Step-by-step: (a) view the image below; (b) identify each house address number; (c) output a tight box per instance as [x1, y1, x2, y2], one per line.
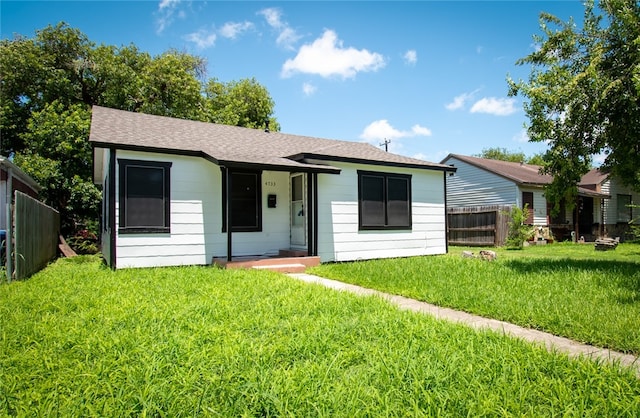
[265, 181, 277, 187]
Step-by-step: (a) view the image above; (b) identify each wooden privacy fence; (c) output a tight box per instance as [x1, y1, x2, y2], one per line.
[447, 205, 511, 247]
[12, 191, 60, 280]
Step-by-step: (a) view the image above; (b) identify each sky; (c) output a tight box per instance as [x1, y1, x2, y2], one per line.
[1, 1, 589, 164]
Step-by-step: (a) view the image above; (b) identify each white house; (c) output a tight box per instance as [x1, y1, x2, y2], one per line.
[441, 154, 611, 241]
[90, 106, 455, 269]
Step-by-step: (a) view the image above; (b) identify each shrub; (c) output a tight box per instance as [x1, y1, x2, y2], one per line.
[505, 204, 534, 249]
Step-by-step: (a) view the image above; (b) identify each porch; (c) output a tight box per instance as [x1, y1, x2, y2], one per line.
[212, 249, 320, 274]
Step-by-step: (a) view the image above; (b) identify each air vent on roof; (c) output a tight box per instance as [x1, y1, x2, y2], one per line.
[264, 119, 270, 133]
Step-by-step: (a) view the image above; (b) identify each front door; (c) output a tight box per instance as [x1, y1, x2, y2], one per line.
[290, 174, 307, 248]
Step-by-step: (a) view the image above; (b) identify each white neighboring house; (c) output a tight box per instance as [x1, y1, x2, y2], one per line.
[90, 106, 455, 269]
[441, 154, 612, 241]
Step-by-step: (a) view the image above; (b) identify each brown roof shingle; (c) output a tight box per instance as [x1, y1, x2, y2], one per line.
[89, 106, 453, 173]
[443, 154, 553, 185]
[442, 154, 610, 198]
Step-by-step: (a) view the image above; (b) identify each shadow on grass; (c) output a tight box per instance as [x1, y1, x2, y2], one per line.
[504, 258, 640, 304]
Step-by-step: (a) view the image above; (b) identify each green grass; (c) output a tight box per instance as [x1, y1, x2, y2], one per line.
[309, 242, 640, 355]
[1, 256, 639, 416]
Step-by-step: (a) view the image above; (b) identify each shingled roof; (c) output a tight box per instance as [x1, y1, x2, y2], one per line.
[442, 154, 609, 198]
[89, 106, 453, 174]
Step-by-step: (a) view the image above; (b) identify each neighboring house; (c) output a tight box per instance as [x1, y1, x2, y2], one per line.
[580, 168, 640, 240]
[90, 106, 455, 269]
[441, 154, 610, 241]
[0, 156, 41, 231]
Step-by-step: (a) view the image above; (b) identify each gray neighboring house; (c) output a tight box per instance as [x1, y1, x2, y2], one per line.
[441, 154, 615, 241]
[90, 106, 456, 269]
[1, 156, 41, 232]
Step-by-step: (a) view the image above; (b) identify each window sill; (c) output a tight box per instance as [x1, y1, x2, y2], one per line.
[119, 227, 171, 235]
[359, 226, 412, 231]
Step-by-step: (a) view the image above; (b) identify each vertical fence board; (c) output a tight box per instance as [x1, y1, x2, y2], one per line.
[13, 191, 60, 280]
[447, 205, 511, 247]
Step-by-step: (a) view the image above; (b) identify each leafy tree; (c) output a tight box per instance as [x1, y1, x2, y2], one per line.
[508, 0, 640, 215]
[13, 102, 99, 234]
[1, 22, 280, 240]
[475, 147, 546, 165]
[204, 78, 280, 130]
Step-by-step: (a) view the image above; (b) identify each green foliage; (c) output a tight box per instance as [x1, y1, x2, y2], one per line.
[475, 147, 547, 166]
[505, 204, 534, 249]
[509, 0, 640, 206]
[311, 243, 640, 355]
[2, 258, 639, 415]
[65, 228, 99, 254]
[205, 77, 280, 130]
[475, 147, 526, 163]
[13, 101, 99, 234]
[1, 22, 280, 236]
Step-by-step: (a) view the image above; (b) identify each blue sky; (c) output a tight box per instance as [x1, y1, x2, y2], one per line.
[2, 1, 588, 164]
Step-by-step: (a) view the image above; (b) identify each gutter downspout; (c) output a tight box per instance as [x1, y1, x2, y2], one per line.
[443, 171, 449, 253]
[225, 167, 233, 262]
[6, 167, 12, 282]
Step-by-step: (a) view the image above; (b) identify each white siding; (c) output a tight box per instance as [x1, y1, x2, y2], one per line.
[317, 162, 447, 262]
[520, 186, 548, 225]
[602, 178, 640, 225]
[112, 151, 449, 267]
[444, 157, 518, 207]
[115, 151, 215, 268]
[114, 150, 293, 268]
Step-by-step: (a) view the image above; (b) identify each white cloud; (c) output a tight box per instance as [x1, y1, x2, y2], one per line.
[219, 21, 254, 39]
[259, 7, 283, 28]
[156, 0, 184, 34]
[184, 29, 216, 49]
[411, 124, 432, 136]
[359, 120, 432, 143]
[281, 30, 386, 79]
[513, 129, 530, 143]
[470, 97, 518, 116]
[302, 82, 317, 96]
[404, 49, 417, 65]
[258, 8, 301, 49]
[446, 91, 475, 111]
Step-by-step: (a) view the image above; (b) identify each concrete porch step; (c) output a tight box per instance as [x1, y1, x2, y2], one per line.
[212, 256, 320, 272]
[252, 263, 307, 273]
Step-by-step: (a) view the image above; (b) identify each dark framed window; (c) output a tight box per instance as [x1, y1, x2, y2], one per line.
[617, 194, 632, 223]
[522, 192, 534, 224]
[358, 170, 411, 230]
[118, 159, 171, 234]
[222, 170, 262, 232]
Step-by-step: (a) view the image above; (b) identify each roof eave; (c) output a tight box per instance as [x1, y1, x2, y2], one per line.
[291, 153, 456, 172]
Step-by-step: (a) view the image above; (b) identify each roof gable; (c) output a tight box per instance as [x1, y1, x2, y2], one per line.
[89, 106, 453, 173]
[442, 154, 610, 198]
[442, 154, 552, 185]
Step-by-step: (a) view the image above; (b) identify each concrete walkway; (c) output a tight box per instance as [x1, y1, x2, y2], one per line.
[288, 273, 640, 378]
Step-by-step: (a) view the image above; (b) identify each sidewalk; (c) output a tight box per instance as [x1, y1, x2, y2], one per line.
[288, 273, 640, 378]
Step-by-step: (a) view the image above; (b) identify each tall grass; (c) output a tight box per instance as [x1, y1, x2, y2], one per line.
[310, 243, 640, 355]
[1, 256, 639, 416]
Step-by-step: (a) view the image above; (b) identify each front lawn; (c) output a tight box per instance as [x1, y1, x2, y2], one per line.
[309, 242, 640, 355]
[1, 256, 639, 416]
